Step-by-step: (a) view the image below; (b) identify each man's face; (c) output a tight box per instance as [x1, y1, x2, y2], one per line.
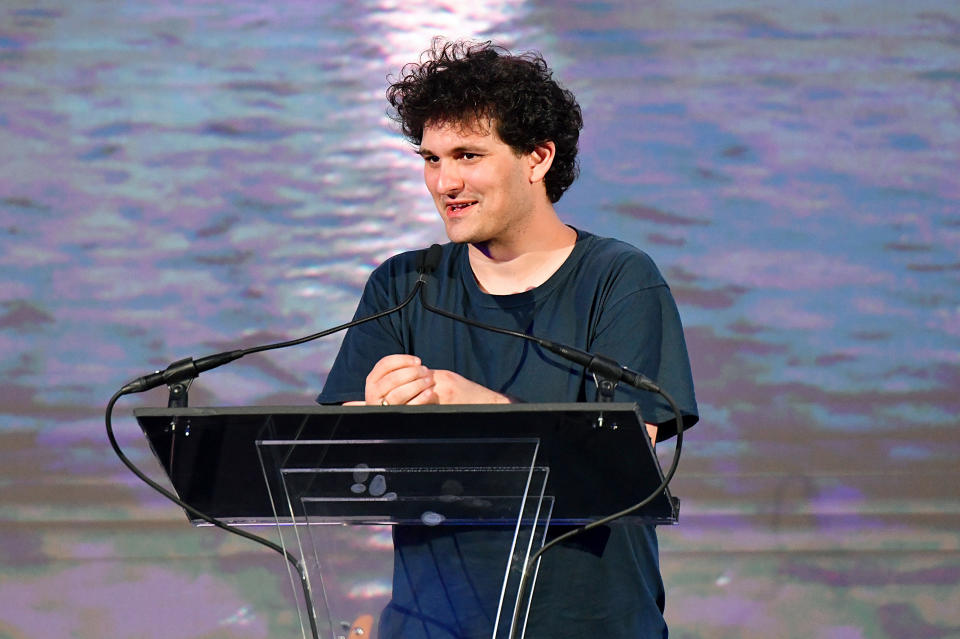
[418, 120, 541, 247]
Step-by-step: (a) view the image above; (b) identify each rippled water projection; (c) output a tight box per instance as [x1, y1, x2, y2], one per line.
[1, 1, 958, 638]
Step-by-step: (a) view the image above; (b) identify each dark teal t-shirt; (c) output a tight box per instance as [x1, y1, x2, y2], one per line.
[318, 229, 698, 638]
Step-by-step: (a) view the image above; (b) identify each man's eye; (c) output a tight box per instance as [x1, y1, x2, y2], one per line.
[462, 153, 478, 160]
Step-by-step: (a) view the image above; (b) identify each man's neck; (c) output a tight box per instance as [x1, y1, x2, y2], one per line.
[468, 219, 578, 295]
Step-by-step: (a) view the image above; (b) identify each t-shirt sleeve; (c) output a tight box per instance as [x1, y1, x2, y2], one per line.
[315, 260, 410, 404]
[588, 255, 699, 441]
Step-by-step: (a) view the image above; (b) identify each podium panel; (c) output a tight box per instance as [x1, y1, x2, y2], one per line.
[256, 437, 552, 639]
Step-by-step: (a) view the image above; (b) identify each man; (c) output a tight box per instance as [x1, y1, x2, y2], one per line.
[318, 39, 698, 638]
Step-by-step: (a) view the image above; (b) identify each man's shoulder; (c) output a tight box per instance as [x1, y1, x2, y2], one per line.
[574, 229, 665, 285]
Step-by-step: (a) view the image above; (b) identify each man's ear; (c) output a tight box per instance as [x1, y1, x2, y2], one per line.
[527, 141, 556, 184]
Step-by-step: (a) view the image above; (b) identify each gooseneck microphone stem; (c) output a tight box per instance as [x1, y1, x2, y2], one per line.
[416, 274, 661, 394]
[120, 274, 428, 396]
[108, 247, 441, 639]
[412, 245, 686, 639]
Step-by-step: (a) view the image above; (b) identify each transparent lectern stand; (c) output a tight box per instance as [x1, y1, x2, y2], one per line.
[256, 436, 553, 639]
[133, 403, 678, 639]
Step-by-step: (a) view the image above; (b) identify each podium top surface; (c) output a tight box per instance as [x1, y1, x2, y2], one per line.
[134, 402, 677, 525]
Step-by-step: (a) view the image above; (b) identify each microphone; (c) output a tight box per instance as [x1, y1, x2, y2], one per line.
[109, 243, 445, 639]
[120, 245, 441, 395]
[416, 242, 443, 281]
[415, 243, 660, 394]
[412, 244, 684, 639]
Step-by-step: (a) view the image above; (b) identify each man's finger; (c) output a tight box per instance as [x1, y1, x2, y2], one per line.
[367, 354, 422, 383]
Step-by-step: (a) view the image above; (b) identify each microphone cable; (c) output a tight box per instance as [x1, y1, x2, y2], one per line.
[412, 245, 687, 639]
[118, 248, 437, 395]
[106, 247, 439, 639]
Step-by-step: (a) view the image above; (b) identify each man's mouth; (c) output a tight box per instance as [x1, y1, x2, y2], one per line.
[446, 201, 477, 215]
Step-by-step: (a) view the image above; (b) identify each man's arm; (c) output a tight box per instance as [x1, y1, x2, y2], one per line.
[355, 355, 654, 443]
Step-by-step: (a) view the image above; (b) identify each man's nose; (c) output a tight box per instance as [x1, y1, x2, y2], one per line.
[435, 161, 463, 194]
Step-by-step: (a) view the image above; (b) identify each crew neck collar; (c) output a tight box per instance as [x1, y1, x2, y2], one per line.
[458, 227, 592, 308]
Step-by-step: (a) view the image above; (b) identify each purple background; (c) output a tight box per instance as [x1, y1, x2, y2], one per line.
[1, 1, 958, 637]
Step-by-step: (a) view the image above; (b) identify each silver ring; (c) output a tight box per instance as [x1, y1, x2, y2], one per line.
[380, 397, 389, 406]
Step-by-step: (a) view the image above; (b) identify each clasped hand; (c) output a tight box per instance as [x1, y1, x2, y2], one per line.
[359, 354, 511, 406]
[351, 354, 656, 444]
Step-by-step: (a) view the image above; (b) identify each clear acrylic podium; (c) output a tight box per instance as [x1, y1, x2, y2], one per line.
[135, 403, 678, 639]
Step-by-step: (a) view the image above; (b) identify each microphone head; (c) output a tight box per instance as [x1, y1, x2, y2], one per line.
[419, 244, 443, 275]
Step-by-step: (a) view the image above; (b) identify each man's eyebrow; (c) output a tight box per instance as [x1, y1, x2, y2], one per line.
[416, 145, 484, 156]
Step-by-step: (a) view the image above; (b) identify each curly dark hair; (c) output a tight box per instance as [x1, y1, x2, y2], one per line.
[386, 39, 583, 203]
